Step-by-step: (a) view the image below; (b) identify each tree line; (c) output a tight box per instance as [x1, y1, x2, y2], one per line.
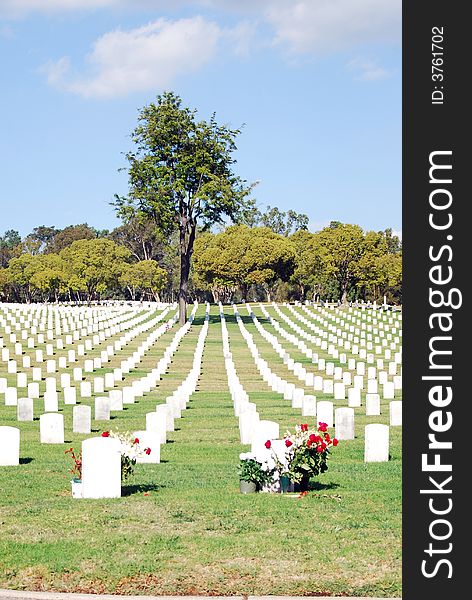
[0, 218, 401, 305]
[0, 92, 401, 307]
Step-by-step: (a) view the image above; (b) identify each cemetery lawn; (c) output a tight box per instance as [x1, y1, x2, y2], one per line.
[0, 305, 401, 597]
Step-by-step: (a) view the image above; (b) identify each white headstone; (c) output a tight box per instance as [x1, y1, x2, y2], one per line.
[73, 405, 92, 434]
[44, 391, 59, 412]
[17, 373, 27, 388]
[302, 395, 317, 417]
[251, 420, 280, 456]
[0, 426, 20, 466]
[335, 407, 355, 440]
[81, 437, 122, 499]
[64, 386, 77, 405]
[27, 382, 40, 399]
[5, 387, 18, 406]
[122, 387, 135, 404]
[39, 413, 64, 444]
[60, 373, 71, 389]
[134, 430, 160, 463]
[365, 394, 381, 416]
[156, 403, 174, 431]
[95, 397, 111, 420]
[17, 398, 34, 421]
[109, 390, 123, 411]
[364, 424, 389, 462]
[145, 412, 166, 444]
[316, 401, 334, 428]
[239, 410, 260, 444]
[389, 401, 402, 426]
[80, 381, 92, 398]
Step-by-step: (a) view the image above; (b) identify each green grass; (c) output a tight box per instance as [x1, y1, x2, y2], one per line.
[0, 304, 401, 597]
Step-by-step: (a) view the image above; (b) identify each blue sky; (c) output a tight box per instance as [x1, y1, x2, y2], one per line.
[0, 1, 401, 238]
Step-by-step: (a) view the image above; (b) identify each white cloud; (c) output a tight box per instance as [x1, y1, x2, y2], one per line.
[224, 20, 258, 58]
[41, 17, 221, 98]
[265, 0, 401, 55]
[347, 58, 391, 81]
[0, 0, 117, 18]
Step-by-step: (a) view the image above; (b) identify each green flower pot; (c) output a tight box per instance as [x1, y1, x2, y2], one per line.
[240, 480, 257, 494]
[280, 475, 291, 493]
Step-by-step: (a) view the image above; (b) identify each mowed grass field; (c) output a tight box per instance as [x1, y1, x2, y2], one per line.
[0, 304, 402, 597]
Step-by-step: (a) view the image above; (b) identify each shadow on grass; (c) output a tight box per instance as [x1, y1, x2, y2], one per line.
[121, 483, 165, 496]
[309, 481, 340, 491]
[19, 457, 33, 464]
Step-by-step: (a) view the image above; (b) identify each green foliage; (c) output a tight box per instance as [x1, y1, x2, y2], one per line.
[193, 225, 296, 301]
[114, 91, 254, 321]
[60, 238, 131, 300]
[237, 458, 273, 486]
[119, 260, 167, 301]
[0, 230, 22, 268]
[48, 224, 98, 253]
[0, 304, 401, 596]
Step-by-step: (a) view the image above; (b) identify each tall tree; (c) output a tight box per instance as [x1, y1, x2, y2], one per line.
[312, 223, 366, 304]
[114, 91, 253, 323]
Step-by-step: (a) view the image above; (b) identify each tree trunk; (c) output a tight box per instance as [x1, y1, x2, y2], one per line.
[179, 221, 196, 325]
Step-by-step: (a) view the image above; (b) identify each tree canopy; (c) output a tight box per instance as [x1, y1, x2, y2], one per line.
[114, 91, 254, 322]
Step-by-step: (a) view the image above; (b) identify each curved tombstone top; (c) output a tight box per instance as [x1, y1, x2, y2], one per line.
[0, 426, 20, 466]
[81, 436, 122, 499]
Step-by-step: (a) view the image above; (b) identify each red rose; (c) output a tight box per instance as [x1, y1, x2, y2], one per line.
[101, 431, 110, 437]
[301, 424, 308, 432]
[306, 440, 312, 448]
[324, 433, 331, 442]
[145, 448, 151, 455]
[309, 433, 317, 442]
[285, 439, 293, 447]
[265, 440, 271, 449]
[316, 445, 324, 453]
[333, 438, 339, 446]
[134, 438, 140, 445]
[318, 422, 328, 432]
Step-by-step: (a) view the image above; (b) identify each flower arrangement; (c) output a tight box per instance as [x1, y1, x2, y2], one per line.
[101, 430, 151, 482]
[238, 452, 275, 489]
[65, 447, 82, 481]
[266, 422, 339, 488]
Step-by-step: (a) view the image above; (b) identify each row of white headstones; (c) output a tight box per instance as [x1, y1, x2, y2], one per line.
[1, 301, 399, 495]
[219, 302, 399, 490]
[0, 303, 211, 498]
[243, 303, 402, 414]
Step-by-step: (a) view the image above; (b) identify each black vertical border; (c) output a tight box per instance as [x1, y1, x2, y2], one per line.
[403, 2, 467, 598]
